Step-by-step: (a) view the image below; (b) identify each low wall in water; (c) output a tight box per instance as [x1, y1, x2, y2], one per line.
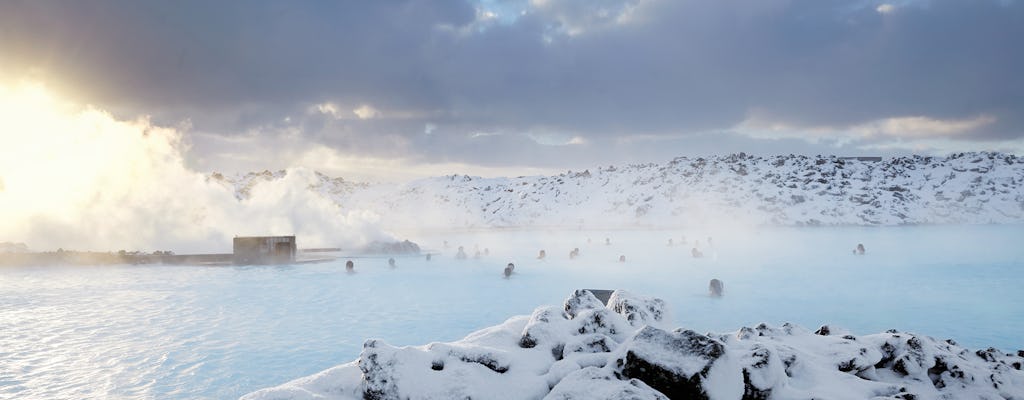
[0, 252, 234, 266]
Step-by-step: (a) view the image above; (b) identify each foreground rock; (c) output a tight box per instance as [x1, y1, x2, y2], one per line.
[243, 290, 1024, 400]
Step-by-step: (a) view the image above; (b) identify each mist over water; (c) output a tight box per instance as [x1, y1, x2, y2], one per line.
[1, 225, 1021, 399]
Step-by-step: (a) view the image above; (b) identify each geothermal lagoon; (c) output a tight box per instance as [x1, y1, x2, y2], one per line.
[1, 225, 1022, 399]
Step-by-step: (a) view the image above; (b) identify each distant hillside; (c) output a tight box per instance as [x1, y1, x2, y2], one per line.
[210, 152, 1024, 229]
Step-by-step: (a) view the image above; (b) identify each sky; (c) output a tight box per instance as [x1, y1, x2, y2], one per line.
[1, 0, 1023, 181]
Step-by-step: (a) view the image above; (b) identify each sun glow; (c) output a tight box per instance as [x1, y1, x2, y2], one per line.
[0, 82, 185, 223]
[0, 81, 387, 252]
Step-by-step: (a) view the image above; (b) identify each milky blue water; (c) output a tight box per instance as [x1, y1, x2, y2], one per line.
[1, 226, 1022, 399]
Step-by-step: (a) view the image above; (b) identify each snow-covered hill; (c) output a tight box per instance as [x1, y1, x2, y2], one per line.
[243, 290, 1024, 400]
[210, 152, 1024, 229]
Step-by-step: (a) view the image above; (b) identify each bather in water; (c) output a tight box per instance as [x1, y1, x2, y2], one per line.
[853, 243, 865, 255]
[709, 279, 724, 297]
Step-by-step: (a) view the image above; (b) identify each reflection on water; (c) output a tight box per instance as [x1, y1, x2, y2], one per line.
[1, 225, 1022, 399]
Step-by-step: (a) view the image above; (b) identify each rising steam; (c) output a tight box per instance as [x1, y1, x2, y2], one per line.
[0, 82, 388, 253]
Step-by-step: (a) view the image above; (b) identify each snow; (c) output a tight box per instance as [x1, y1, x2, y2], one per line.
[212, 152, 1024, 230]
[243, 290, 1024, 400]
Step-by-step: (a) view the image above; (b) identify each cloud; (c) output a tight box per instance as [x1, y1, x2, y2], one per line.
[315, 102, 344, 119]
[529, 0, 644, 35]
[740, 112, 998, 140]
[352, 105, 380, 120]
[736, 111, 1021, 155]
[0, 0, 1020, 171]
[867, 115, 997, 137]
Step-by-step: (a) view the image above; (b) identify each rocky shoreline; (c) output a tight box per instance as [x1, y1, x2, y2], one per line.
[244, 290, 1024, 399]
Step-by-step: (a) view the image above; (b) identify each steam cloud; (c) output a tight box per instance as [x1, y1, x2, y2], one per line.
[0, 83, 388, 253]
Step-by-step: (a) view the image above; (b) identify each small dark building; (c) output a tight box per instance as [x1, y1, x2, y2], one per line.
[233, 236, 296, 265]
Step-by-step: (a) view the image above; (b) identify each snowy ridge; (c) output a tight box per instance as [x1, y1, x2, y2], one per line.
[214, 152, 1024, 228]
[242, 290, 1024, 400]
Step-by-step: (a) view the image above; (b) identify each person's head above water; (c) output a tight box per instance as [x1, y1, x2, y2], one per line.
[388, 258, 396, 267]
[345, 260, 354, 270]
[709, 279, 724, 297]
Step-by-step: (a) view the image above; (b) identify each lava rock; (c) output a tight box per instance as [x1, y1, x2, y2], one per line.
[564, 290, 606, 318]
[607, 290, 667, 328]
[615, 326, 726, 400]
[545, 367, 669, 400]
[359, 340, 401, 400]
[519, 306, 570, 350]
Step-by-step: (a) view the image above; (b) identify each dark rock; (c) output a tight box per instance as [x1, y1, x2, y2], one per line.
[740, 344, 784, 400]
[876, 341, 898, 369]
[926, 356, 972, 389]
[607, 290, 667, 327]
[359, 340, 400, 400]
[563, 334, 616, 355]
[564, 290, 605, 318]
[519, 306, 568, 349]
[546, 367, 669, 400]
[976, 347, 999, 363]
[832, 344, 881, 375]
[551, 344, 565, 361]
[456, 353, 508, 374]
[615, 326, 726, 400]
[575, 308, 623, 338]
[891, 336, 933, 378]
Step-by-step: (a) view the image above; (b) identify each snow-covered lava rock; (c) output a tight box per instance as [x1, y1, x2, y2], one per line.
[242, 290, 1024, 400]
[213, 152, 1024, 229]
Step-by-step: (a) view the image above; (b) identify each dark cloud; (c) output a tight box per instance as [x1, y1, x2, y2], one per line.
[1, 0, 1021, 170]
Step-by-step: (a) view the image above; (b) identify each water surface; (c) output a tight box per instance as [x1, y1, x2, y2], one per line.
[1, 225, 1021, 399]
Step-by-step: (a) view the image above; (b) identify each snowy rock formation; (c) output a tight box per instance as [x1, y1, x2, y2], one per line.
[243, 290, 1024, 400]
[361, 240, 421, 255]
[213, 152, 1024, 229]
